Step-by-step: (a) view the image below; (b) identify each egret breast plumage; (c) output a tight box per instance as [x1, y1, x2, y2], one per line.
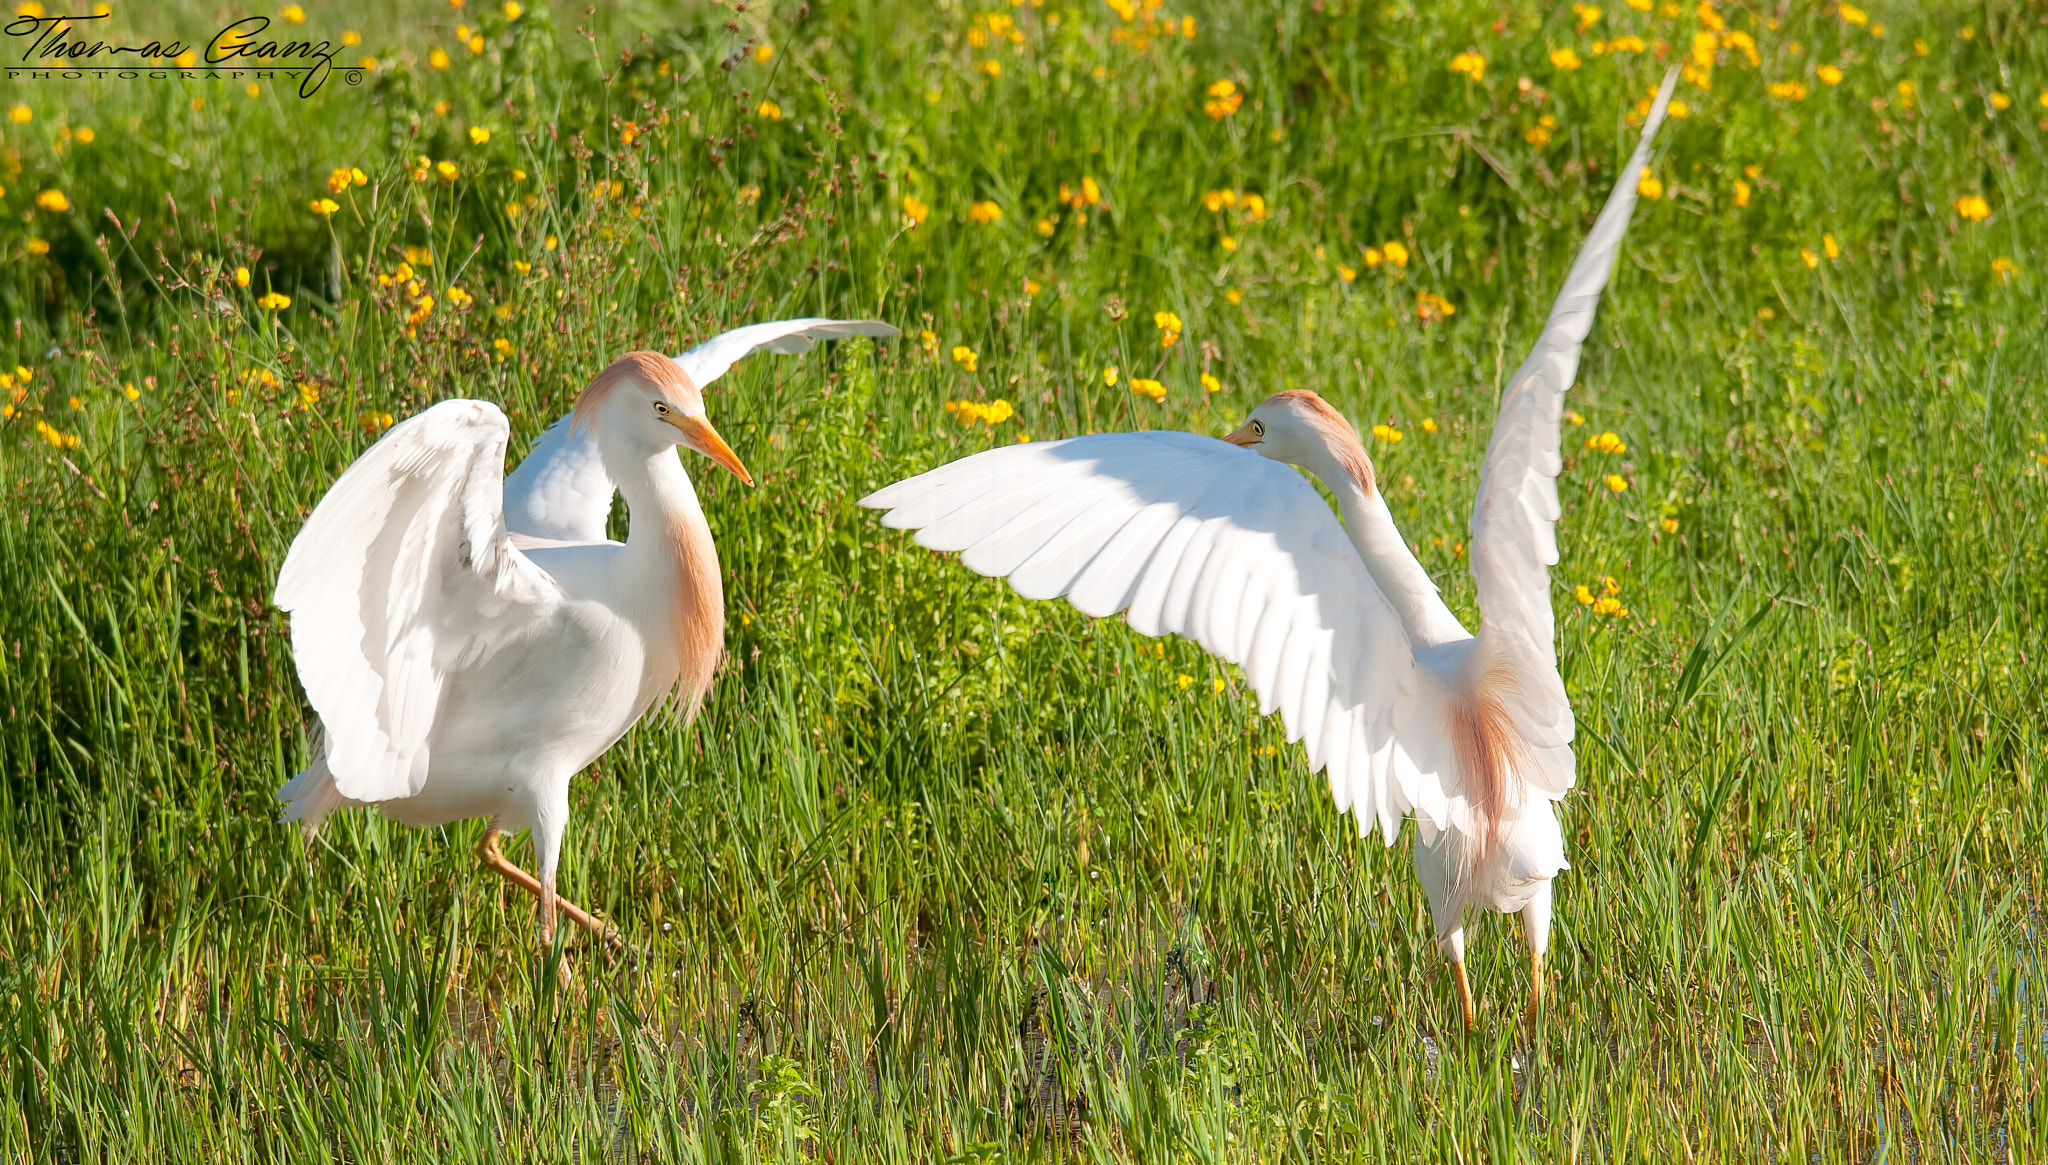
[860, 79, 1676, 1026]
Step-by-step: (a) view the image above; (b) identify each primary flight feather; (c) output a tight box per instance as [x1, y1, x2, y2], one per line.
[861, 79, 1676, 1027]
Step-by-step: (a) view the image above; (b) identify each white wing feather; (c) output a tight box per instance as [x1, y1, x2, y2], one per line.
[862, 432, 1438, 842]
[277, 399, 564, 803]
[1465, 67, 1677, 797]
[502, 318, 899, 542]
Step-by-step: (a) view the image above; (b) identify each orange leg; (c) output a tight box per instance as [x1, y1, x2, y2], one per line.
[475, 826, 624, 952]
[1452, 958, 1477, 1032]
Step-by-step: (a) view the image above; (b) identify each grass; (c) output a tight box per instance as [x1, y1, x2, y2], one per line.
[1, 0, 2044, 1159]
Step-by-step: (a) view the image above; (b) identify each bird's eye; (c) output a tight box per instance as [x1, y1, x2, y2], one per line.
[1250, 419, 1265, 437]
[653, 402, 671, 415]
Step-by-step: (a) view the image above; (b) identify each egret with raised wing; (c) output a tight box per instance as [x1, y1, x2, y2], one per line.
[861, 81, 1676, 1028]
[277, 318, 897, 947]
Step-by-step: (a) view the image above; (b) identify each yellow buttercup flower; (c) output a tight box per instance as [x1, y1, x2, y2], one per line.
[1203, 78, 1244, 118]
[235, 266, 251, 287]
[902, 195, 929, 227]
[1201, 373, 1221, 393]
[1637, 171, 1663, 200]
[258, 292, 291, 310]
[1604, 474, 1628, 492]
[1382, 241, 1409, 267]
[282, 5, 306, 22]
[34, 189, 70, 212]
[1371, 423, 1404, 443]
[1767, 81, 1806, 101]
[1338, 265, 1357, 282]
[1211, 677, 1226, 694]
[1449, 51, 1486, 81]
[1130, 378, 1166, 402]
[1176, 674, 1193, 690]
[968, 200, 1002, 224]
[429, 47, 451, 69]
[1551, 47, 1582, 70]
[1102, 366, 1119, 387]
[757, 100, 782, 120]
[1154, 310, 1183, 347]
[1954, 195, 1989, 222]
[435, 160, 459, 181]
[950, 346, 979, 372]
[470, 126, 490, 144]
[1584, 431, 1626, 454]
[1817, 64, 1843, 86]
[1733, 180, 1753, 208]
[310, 198, 339, 216]
[1420, 418, 1438, 433]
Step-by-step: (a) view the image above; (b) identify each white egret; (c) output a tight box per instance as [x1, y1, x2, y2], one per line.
[277, 319, 898, 945]
[861, 80, 1675, 1027]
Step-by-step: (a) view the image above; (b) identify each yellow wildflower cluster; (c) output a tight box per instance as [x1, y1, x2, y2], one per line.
[1420, 417, 1438, 433]
[1203, 79, 1243, 118]
[1589, 36, 1647, 55]
[1584, 430, 1626, 454]
[1449, 52, 1485, 81]
[1059, 177, 1104, 211]
[34, 189, 70, 212]
[1575, 576, 1627, 617]
[919, 330, 940, 357]
[1415, 291, 1455, 324]
[327, 167, 369, 193]
[1102, 366, 1119, 386]
[950, 345, 979, 372]
[757, 99, 783, 120]
[1767, 80, 1807, 101]
[360, 411, 395, 433]
[1154, 310, 1182, 348]
[258, 292, 291, 310]
[944, 398, 1014, 425]
[1525, 114, 1559, 148]
[1604, 474, 1629, 492]
[1572, 3, 1601, 30]
[1106, 0, 1194, 50]
[1992, 257, 2018, 282]
[1817, 64, 1843, 86]
[1201, 372, 1221, 393]
[1130, 378, 1166, 402]
[35, 419, 79, 449]
[1637, 170, 1663, 199]
[1954, 195, 1989, 222]
[311, 198, 339, 216]
[1360, 240, 1409, 269]
[902, 195, 929, 227]
[1551, 48, 1582, 70]
[968, 200, 1003, 224]
[0, 366, 32, 419]
[1370, 423, 1404, 443]
[967, 12, 1024, 49]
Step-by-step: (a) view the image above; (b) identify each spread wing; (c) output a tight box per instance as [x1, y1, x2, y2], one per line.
[861, 432, 1468, 842]
[503, 318, 900, 542]
[1464, 67, 1679, 795]
[277, 399, 565, 803]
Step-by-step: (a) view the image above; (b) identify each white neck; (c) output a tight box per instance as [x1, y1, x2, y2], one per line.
[606, 444, 706, 553]
[1297, 441, 1471, 649]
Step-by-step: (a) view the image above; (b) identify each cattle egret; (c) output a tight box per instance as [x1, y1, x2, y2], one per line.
[278, 319, 897, 947]
[861, 78, 1676, 1028]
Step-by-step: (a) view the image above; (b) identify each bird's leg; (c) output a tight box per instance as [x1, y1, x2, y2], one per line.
[1451, 958, 1477, 1032]
[1526, 949, 1546, 1021]
[475, 826, 623, 951]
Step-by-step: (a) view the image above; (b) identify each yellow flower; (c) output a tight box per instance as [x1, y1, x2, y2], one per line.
[429, 47, 451, 68]
[504, 2, 522, 18]
[1992, 257, 2017, 282]
[1572, 3, 1601, 30]
[311, 198, 339, 216]
[1661, 517, 1680, 533]
[901, 195, 929, 226]
[1154, 310, 1183, 347]
[968, 200, 1003, 224]
[34, 420, 80, 450]
[1637, 172, 1663, 200]
[1584, 431, 1626, 453]
[258, 292, 291, 310]
[544, 235, 558, 250]
[1800, 247, 1818, 268]
[754, 44, 773, 63]
[1201, 189, 1233, 212]
[470, 126, 490, 145]
[435, 160, 459, 181]
[757, 100, 782, 120]
[1220, 236, 1238, 252]
[468, 34, 485, 54]
[1382, 241, 1409, 267]
[26, 239, 48, 255]
[1201, 372, 1221, 393]
[977, 59, 1002, 78]
[1176, 674, 1193, 690]
[1363, 247, 1383, 268]
[124, 382, 140, 401]
[950, 346, 979, 372]
[1415, 291, 1456, 323]
[342, 30, 361, 45]
[1449, 51, 1486, 81]
[231, 266, 250, 288]
[1130, 378, 1166, 402]
[1817, 64, 1843, 86]
[1838, 3, 1867, 26]
[326, 168, 355, 193]
[1566, 410, 1585, 425]
[1202, 78, 1244, 118]
[492, 338, 516, 359]
[1080, 176, 1102, 206]
[34, 189, 70, 212]
[297, 381, 320, 407]
[1989, 92, 2011, 112]
[1102, 366, 1118, 387]
[359, 56, 377, 70]
[447, 287, 471, 307]
[1668, 101, 1689, 118]
[360, 411, 394, 433]
[73, 127, 93, 144]
[1604, 474, 1628, 492]
[1954, 195, 1989, 222]
[1551, 47, 1582, 70]
[1035, 218, 1055, 237]
[1211, 676, 1226, 694]
[1575, 584, 1595, 605]
[1371, 423, 1404, 443]
[1823, 233, 1839, 260]
[1239, 193, 1266, 222]
[281, 4, 306, 21]
[176, 50, 196, 68]
[1591, 595, 1626, 616]
[1733, 179, 1752, 207]
[1338, 265, 1357, 282]
[6, 104, 29, 123]
[1224, 288, 1243, 305]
